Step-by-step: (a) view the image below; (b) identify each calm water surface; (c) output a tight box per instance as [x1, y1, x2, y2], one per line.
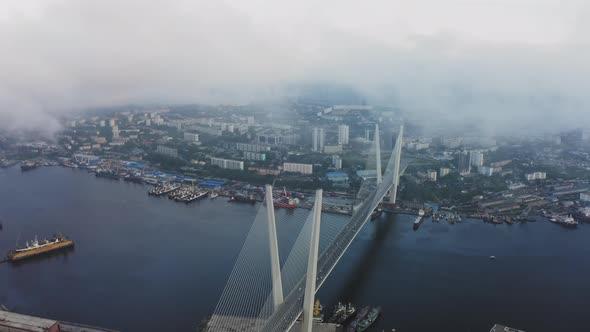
[1, 166, 589, 332]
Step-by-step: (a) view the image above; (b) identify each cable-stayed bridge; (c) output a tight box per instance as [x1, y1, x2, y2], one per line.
[206, 125, 407, 332]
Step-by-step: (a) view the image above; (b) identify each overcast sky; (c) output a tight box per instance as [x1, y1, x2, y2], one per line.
[1, 0, 589, 135]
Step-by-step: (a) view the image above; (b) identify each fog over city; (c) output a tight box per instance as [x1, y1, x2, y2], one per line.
[1, 0, 589, 136]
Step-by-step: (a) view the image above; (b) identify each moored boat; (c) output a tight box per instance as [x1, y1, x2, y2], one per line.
[229, 194, 257, 204]
[356, 306, 381, 332]
[6, 235, 74, 262]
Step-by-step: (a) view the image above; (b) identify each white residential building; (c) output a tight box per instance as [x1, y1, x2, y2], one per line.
[210, 157, 244, 170]
[283, 162, 313, 174]
[312, 127, 325, 152]
[338, 125, 350, 145]
[427, 170, 437, 181]
[470, 151, 484, 167]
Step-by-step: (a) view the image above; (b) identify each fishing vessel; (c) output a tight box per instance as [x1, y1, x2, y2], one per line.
[6, 235, 74, 262]
[356, 306, 381, 332]
[328, 302, 356, 324]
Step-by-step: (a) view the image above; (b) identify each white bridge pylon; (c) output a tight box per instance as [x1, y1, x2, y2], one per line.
[265, 185, 283, 310]
[389, 125, 404, 204]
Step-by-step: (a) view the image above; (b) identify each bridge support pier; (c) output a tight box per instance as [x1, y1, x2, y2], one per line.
[302, 189, 323, 332]
[265, 184, 283, 310]
[389, 125, 404, 204]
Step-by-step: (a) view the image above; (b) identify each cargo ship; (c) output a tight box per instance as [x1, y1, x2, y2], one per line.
[550, 214, 578, 228]
[123, 175, 144, 184]
[229, 194, 257, 204]
[274, 196, 299, 209]
[413, 208, 425, 230]
[95, 169, 120, 180]
[574, 208, 590, 223]
[6, 235, 74, 262]
[356, 306, 381, 332]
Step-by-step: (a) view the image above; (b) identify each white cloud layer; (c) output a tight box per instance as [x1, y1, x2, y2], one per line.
[1, 0, 589, 135]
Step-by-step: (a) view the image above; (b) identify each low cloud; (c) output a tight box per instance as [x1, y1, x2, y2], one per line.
[0, 0, 588, 136]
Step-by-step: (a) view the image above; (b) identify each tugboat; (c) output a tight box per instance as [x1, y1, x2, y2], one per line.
[356, 306, 381, 332]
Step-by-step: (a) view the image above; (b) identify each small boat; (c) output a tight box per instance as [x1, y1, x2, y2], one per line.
[489, 256, 496, 260]
[210, 192, 219, 199]
[356, 306, 381, 332]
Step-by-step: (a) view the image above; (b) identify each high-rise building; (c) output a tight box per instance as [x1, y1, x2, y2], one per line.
[108, 119, 116, 127]
[439, 167, 450, 177]
[427, 170, 437, 181]
[332, 155, 342, 169]
[111, 125, 119, 139]
[312, 127, 325, 152]
[470, 151, 484, 167]
[338, 125, 349, 145]
[458, 152, 471, 175]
